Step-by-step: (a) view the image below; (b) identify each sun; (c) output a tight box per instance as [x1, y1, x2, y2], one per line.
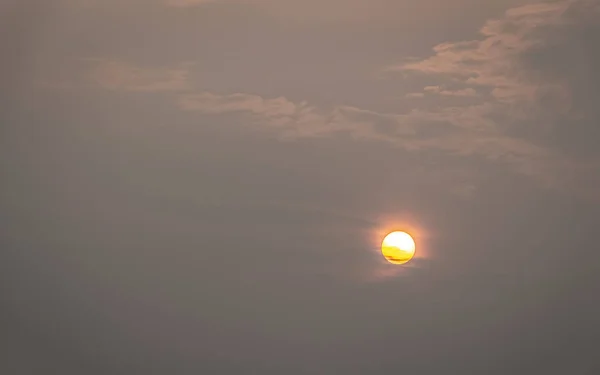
[381, 231, 416, 265]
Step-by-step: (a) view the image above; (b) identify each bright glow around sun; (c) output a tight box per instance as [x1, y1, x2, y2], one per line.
[381, 231, 416, 265]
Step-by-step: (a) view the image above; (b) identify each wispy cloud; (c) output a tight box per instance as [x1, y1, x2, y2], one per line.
[389, 1, 573, 108]
[86, 59, 193, 92]
[178, 92, 341, 138]
[179, 92, 301, 117]
[176, 90, 549, 174]
[425, 86, 478, 97]
[383, 0, 600, 197]
[165, 0, 218, 6]
[73, 0, 599, 199]
[177, 92, 416, 140]
[406, 86, 478, 98]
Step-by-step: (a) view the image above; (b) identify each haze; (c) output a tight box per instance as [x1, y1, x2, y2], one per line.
[2, 0, 599, 373]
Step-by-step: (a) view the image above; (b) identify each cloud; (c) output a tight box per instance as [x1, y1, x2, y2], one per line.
[160, 0, 408, 26]
[405, 92, 425, 99]
[72, 0, 599, 199]
[86, 59, 192, 92]
[179, 91, 483, 143]
[174, 0, 598, 198]
[390, 0, 600, 119]
[178, 92, 341, 138]
[406, 86, 478, 98]
[390, 1, 573, 106]
[179, 92, 300, 117]
[176, 90, 549, 175]
[425, 86, 478, 97]
[177, 92, 417, 140]
[384, 0, 600, 197]
[165, 0, 218, 6]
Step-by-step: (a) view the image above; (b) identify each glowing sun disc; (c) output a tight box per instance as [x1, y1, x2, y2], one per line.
[381, 231, 416, 265]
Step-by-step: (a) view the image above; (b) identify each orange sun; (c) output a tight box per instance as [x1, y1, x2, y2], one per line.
[381, 231, 416, 265]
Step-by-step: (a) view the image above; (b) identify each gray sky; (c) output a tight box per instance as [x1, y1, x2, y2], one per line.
[2, 0, 599, 373]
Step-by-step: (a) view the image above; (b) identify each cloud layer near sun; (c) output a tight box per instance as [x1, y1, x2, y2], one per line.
[47, 0, 600, 199]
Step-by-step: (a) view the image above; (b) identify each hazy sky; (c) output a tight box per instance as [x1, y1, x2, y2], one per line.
[2, 0, 600, 373]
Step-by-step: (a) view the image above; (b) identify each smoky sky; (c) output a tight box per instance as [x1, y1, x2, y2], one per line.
[2, 0, 600, 374]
